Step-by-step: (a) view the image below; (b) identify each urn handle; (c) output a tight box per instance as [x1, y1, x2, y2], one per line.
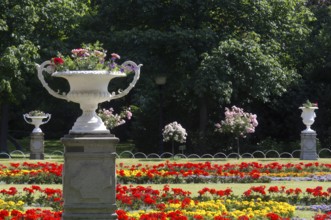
[42, 114, 52, 124]
[108, 61, 142, 101]
[23, 113, 52, 124]
[36, 61, 68, 101]
[23, 114, 32, 124]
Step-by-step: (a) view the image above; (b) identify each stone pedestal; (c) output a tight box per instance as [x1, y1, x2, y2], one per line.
[61, 134, 118, 220]
[30, 133, 45, 160]
[300, 132, 317, 160]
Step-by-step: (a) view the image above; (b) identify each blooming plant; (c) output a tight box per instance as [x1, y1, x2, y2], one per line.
[162, 122, 187, 157]
[162, 121, 187, 144]
[215, 106, 258, 155]
[215, 106, 258, 137]
[302, 100, 318, 108]
[50, 42, 130, 73]
[97, 107, 132, 130]
[27, 110, 46, 117]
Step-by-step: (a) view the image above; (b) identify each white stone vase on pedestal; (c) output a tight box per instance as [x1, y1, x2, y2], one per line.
[23, 114, 51, 133]
[299, 106, 318, 160]
[23, 113, 51, 160]
[37, 61, 142, 134]
[299, 107, 318, 133]
[36, 59, 142, 219]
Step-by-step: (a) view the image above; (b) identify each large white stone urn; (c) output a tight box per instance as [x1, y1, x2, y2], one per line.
[299, 107, 318, 133]
[23, 113, 51, 133]
[36, 61, 142, 134]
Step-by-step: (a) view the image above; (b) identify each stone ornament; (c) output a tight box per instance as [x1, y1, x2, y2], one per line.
[36, 60, 142, 134]
[23, 113, 51, 133]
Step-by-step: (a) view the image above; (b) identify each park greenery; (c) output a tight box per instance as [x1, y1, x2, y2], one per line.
[1, 0, 331, 154]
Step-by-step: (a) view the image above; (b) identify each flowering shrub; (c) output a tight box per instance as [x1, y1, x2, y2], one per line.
[162, 121, 187, 143]
[50, 42, 130, 72]
[97, 107, 132, 130]
[215, 106, 258, 137]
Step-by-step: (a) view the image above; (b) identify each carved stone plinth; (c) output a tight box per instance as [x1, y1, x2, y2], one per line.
[30, 133, 44, 160]
[300, 132, 317, 160]
[61, 134, 118, 220]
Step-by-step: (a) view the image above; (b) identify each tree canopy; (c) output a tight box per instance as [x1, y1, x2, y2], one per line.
[2, 0, 331, 154]
[0, 0, 90, 152]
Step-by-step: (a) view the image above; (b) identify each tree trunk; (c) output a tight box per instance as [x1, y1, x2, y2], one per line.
[0, 103, 9, 153]
[197, 97, 208, 154]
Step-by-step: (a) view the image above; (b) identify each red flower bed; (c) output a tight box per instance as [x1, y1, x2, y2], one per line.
[1, 161, 331, 219]
[1, 161, 331, 184]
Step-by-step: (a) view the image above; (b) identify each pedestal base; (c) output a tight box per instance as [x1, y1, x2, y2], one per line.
[30, 133, 44, 160]
[300, 132, 317, 160]
[61, 134, 118, 220]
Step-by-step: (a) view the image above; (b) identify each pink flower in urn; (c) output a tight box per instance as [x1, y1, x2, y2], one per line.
[126, 110, 133, 120]
[49, 42, 136, 72]
[111, 53, 121, 60]
[71, 48, 89, 57]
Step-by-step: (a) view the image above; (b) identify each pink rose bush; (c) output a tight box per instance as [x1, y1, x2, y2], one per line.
[97, 107, 132, 130]
[215, 106, 258, 137]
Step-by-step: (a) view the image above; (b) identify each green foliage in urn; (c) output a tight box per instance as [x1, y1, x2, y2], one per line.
[28, 110, 46, 117]
[302, 100, 318, 108]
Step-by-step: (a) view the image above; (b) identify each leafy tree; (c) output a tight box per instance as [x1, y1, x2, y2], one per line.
[192, 0, 314, 152]
[0, 0, 90, 152]
[75, 0, 316, 153]
[287, 0, 331, 147]
[75, 0, 220, 152]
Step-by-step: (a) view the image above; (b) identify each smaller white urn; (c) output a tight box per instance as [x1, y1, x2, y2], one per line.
[299, 107, 318, 133]
[23, 114, 51, 133]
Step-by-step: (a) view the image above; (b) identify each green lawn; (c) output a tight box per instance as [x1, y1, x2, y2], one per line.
[6, 138, 134, 155]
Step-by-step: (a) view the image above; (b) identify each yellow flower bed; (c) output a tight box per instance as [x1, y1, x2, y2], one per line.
[261, 171, 331, 177]
[0, 199, 24, 211]
[0, 169, 43, 176]
[225, 199, 295, 219]
[125, 198, 295, 219]
[117, 169, 331, 178]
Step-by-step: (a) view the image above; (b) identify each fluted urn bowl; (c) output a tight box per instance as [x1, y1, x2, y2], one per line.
[299, 107, 318, 133]
[23, 114, 51, 133]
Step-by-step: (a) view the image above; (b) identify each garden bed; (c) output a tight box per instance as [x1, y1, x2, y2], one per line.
[0, 159, 330, 219]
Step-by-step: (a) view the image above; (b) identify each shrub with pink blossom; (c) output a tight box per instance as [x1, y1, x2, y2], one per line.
[215, 106, 258, 154]
[97, 107, 132, 130]
[215, 106, 258, 137]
